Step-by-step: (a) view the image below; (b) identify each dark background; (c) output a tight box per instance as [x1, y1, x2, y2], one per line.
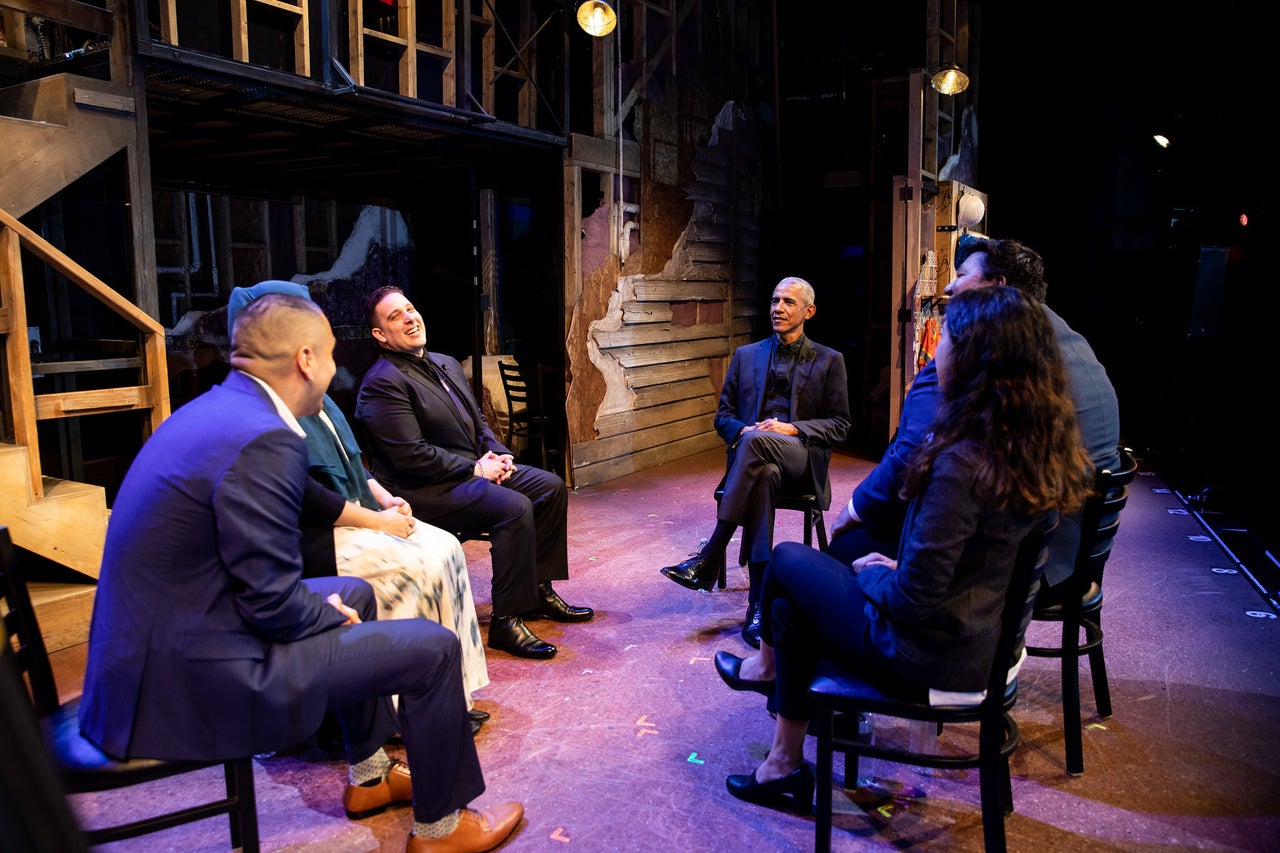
[977, 2, 1277, 549]
[765, 1, 1278, 550]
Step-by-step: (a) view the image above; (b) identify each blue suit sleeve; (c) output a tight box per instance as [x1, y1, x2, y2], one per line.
[214, 428, 348, 641]
[857, 447, 979, 623]
[852, 360, 941, 534]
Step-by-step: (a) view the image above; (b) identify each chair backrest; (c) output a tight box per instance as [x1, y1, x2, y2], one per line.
[0, 527, 62, 718]
[497, 360, 534, 414]
[994, 522, 1052, 701]
[0, 628, 91, 853]
[1075, 446, 1138, 587]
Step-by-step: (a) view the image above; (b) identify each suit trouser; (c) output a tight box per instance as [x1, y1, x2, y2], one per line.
[306, 576, 484, 823]
[762, 542, 901, 721]
[427, 465, 569, 616]
[719, 430, 810, 569]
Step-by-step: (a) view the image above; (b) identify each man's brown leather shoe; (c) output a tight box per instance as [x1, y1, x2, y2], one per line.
[406, 801, 524, 853]
[343, 760, 413, 819]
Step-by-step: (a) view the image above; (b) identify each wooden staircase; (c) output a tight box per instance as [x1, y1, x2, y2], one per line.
[1, 62, 169, 651]
[0, 73, 138, 220]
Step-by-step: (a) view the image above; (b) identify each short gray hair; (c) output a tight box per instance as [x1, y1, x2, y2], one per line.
[775, 276, 815, 306]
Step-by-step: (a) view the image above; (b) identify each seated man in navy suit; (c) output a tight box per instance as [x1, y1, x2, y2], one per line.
[78, 293, 522, 853]
[660, 276, 850, 648]
[828, 235, 1120, 606]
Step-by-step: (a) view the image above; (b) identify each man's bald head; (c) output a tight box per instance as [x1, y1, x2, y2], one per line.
[230, 293, 335, 416]
[230, 294, 328, 376]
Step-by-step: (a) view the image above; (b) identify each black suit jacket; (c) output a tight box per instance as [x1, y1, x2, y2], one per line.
[356, 350, 513, 519]
[713, 335, 850, 508]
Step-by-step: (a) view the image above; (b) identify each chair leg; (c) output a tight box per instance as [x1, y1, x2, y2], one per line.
[1060, 610, 1085, 776]
[814, 703, 835, 853]
[1084, 615, 1112, 718]
[226, 758, 260, 853]
[814, 507, 828, 552]
[978, 714, 1010, 853]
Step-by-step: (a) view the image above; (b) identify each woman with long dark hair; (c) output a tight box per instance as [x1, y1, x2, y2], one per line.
[715, 285, 1095, 814]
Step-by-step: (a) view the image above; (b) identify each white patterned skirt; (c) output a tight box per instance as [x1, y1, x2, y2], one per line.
[332, 520, 490, 698]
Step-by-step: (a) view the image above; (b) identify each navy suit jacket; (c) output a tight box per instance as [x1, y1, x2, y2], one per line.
[850, 359, 941, 544]
[79, 370, 353, 760]
[858, 441, 1049, 691]
[356, 350, 513, 519]
[847, 305, 1120, 586]
[713, 335, 850, 508]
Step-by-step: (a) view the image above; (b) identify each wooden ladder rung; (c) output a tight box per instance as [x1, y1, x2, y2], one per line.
[32, 357, 143, 375]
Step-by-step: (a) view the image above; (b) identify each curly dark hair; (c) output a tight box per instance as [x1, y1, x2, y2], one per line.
[903, 286, 1093, 516]
[955, 235, 1048, 302]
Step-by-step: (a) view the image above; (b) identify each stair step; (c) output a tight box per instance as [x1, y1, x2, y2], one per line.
[29, 581, 95, 653]
[0, 443, 108, 578]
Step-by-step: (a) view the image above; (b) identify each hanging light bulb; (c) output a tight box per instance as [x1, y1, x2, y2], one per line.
[577, 1, 617, 37]
[930, 63, 970, 95]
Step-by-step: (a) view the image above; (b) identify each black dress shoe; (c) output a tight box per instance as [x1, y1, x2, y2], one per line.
[468, 709, 491, 724]
[525, 582, 594, 622]
[488, 615, 557, 659]
[715, 650, 774, 695]
[660, 552, 722, 591]
[471, 718, 483, 735]
[726, 763, 815, 815]
[741, 602, 762, 648]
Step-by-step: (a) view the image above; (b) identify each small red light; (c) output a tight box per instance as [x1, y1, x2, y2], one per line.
[1239, 213, 1249, 227]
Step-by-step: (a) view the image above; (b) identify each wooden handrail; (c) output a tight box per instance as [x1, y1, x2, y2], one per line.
[0, 206, 169, 500]
[0, 208, 163, 335]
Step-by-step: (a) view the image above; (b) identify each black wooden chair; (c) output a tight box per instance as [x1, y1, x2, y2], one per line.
[0, 624, 91, 853]
[1026, 446, 1138, 776]
[712, 479, 829, 589]
[808, 523, 1050, 853]
[497, 360, 548, 471]
[0, 526, 260, 851]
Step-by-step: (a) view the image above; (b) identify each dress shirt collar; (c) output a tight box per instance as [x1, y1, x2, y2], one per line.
[774, 334, 806, 359]
[239, 370, 306, 438]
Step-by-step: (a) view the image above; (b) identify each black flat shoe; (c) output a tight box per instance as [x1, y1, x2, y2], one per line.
[468, 709, 491, 724]
[660, 553, 722, 592]
[524, 582, 594, 622]
[471, 718, 483, 735]
[726, 763, 815, 815]
[741, 602, 762, 649]
[488, 615, 558, 659]
[715, 650, 774, 696]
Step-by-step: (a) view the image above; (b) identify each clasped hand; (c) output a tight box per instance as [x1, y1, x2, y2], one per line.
[850, 552, 897, 574]
[326, 593, 362, 625]
[373, 505, 415, 538]
[475, 450, 517, 484]
[746, 417, 799, 436]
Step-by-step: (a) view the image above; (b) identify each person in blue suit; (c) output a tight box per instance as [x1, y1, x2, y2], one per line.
[828, 235, 1121, 600]
[78, 293, 522, 853]
[661, 276, 850, 648]
[228, 280, 491, 733]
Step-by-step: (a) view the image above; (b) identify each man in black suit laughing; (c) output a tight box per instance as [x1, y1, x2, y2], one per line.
[356, 286, 593, 660]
